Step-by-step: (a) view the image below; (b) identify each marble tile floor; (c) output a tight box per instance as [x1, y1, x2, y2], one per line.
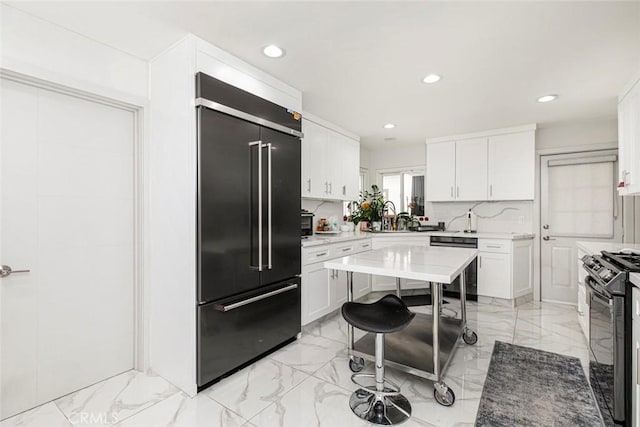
[1, 299, 590, 427]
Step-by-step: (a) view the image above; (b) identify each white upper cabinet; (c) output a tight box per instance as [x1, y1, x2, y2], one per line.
[618, 73, 640, 196]
[301, 120, 328, 198]
[455, 137, 488, 201]
[301, 116, 360, 201]
[426, 142, 456, 201]
[488, 132, 535, 200]
[426, 125, 536, 202]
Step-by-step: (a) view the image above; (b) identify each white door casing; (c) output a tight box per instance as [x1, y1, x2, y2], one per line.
[540, 150, 622, 304]
[1, 77, 137, 419]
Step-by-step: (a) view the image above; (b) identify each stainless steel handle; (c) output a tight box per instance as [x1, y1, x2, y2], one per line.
[315, 252, 328, 257]
[307, 179, 311, 193]
[486, 245, 501, 248]
[489, 184, 493, 197]
[341, 247, 352, 252]
[249, 141, 263, 271]
[637, 347, 639, 386]
[267, 143, 272, 270]
[213, 284, 298, 312]
[0, 265, 30, 278]
[343, 185, 346, 196]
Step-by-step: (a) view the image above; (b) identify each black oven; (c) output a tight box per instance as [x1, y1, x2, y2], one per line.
[430, 236, 477, 301]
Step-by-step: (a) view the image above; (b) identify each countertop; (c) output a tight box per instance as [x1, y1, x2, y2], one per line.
[323, 244, 478, 284]
[576, 241, 640, 256]
[302, 230, 534, 247]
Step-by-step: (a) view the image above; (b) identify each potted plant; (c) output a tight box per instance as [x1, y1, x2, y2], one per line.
[347, 185, 385, 231]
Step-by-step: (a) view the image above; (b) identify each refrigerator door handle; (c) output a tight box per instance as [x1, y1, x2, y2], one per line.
[249, 140, 263, 271]
[266, 142, 273, 270]
[212, 284, 298, 312]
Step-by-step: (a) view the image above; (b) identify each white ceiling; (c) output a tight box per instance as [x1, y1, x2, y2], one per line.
[7, 1, 640, 148]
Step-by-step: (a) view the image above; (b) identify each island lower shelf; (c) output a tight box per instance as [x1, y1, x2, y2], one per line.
[352, 312, 463, 380]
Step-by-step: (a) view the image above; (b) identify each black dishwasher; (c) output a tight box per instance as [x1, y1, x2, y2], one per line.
[430, 236, 478, 301]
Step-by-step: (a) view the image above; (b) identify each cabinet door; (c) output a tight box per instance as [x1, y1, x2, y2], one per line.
[332, 270, 348, 307]
[301, 120, 327, 198]
[455, 138, 488, 201]
[477, 252, 511, 299]
[325, 131, 343, 199]
[341, 138, 361, 201]
[353, 272, 370, 300]
[618, 84, 640, 195]
[488, 132, 534, 200]
[301, 264, 331, 325]
[426, 142, 456, 201]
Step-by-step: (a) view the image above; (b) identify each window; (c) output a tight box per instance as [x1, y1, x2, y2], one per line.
[379, 169, 425, 216]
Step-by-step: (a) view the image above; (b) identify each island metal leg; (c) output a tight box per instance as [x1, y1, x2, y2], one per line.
[395, 278, 401, 298]
[432, 281, 456, 406]
[460, 269, 478, 345]
[347, 271, 365, 372]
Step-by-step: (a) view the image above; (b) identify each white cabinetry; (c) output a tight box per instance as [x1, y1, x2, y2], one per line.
[425, 142, 456, 201]
[618, 73, 640, 195]
[477, 238, 533, 300]
[301, 239, 371, 325]
[425, 125, 536, 202]
[455, 138, 488, 201]
[488, 132, 535, 200]
[576, 248, 589, 339]
[301, 116, 360, 201]
[632, 286, 639, 427]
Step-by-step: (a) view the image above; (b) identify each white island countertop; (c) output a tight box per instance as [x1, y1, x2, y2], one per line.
[324, 244, 478, 284]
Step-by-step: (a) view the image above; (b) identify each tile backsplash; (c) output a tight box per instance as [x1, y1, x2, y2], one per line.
[424, 201, 533, 233]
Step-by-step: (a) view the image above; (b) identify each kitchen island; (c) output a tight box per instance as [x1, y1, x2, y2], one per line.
[324, 244, 478, 406]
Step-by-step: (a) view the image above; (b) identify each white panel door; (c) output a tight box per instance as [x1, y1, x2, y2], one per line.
[426, 142, 456, 201]
[540, 150, 622, 304]
[455, 138, 488, 201]
[1, 79, 135, 419]
[488, 132, 534, 200]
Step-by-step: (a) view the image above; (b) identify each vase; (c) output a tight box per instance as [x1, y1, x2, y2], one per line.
[371, 221, 381, 231]
[359, 221, 369, 232]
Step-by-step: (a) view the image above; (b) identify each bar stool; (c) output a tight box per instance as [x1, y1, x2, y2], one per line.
[341, 294, 416, 425]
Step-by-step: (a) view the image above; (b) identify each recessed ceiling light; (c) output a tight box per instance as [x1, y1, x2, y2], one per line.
[263, 44, 285, 58]
[384, 123, 395, 129]
[422, 74, 441, 84]
[537, 94, 558, 103]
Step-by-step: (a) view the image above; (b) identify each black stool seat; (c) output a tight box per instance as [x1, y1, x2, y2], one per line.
[342, 294, 415, 334]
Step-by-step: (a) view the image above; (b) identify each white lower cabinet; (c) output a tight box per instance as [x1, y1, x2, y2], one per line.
[477, 238, 533, 300]
[301, 239, 372, 326]
[477, 252, 511, 299]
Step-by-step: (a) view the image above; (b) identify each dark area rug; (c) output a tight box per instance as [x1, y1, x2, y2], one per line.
[475, 341, 603, 427]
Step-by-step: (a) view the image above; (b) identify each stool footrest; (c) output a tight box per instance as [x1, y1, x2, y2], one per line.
[350, 373, 401, 397]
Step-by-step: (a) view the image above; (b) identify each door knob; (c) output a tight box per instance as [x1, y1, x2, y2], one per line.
[1, 265, 30, 278]
[542, 224, 549, 229]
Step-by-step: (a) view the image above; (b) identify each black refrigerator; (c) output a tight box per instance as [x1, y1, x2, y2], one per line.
[195, 72, 302, 389]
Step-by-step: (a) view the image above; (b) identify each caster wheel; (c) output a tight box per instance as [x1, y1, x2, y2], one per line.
[463, 330, 478, 345]
[349, 356, 365, 372]
[434, 386, 456, 406]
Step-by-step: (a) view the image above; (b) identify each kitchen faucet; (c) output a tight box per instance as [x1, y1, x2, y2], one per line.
[382, 201, 397, 231]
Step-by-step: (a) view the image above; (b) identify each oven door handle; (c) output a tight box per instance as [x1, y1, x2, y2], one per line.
[585, 276, 611, 304]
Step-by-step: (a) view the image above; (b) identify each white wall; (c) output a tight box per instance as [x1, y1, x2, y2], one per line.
[0, 4, 148, 104]
[535, 117, 617, 151]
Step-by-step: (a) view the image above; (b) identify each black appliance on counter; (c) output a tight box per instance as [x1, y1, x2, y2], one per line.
[430, 236, 478, 301]
[582, 250, 640, 425]
[195, 72, 302, 390]
[301, 210, 314, 237]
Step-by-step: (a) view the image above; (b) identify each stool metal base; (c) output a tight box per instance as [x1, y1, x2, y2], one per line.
[349, 387, 412, 425]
